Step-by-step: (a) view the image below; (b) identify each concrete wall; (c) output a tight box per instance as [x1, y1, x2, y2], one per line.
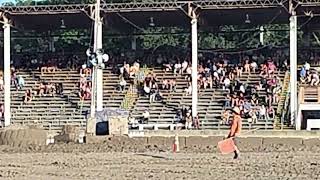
[86, 135, 320, 152]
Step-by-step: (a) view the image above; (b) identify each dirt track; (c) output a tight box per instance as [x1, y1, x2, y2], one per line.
[0, 139, 320, 180]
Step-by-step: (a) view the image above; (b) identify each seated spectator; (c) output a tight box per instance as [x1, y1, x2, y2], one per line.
[235, 64, 243, 78]
[128, 115, 139, 128]
[267, 60, 276, 75]
[259, 105, 266, 120]
[143, 83, 151, 97]
[129, 61, 139, 78]
[304, 61, 311, 73]
[79, 74, 87, 88]
[163, 62, 173, 72]
[149, 89, 156, 104]
[300, 67, 307, 83]
[79, 87, 86, 101]
[11, 72, 17, 87]
[0, 104, 3, 118]
[142, 109, 150, 124]
[16, 75, 25, 90]
[162, 79, 169, 90]
[155, 90, 163, 101]
[55, 83, 63, 95]
[243, 100, 252, 115]
[310, 72, 319, 86]
[136, 69, 145, 87]
[251, 93, 259, 106]
[267, 106, 275, 120]
[24, 89, 32, 103]
[249, 109, 258, 124]
[46, 83, 55, 96]
[38, 82, 46, 96]
[47, 61, 56, 74]
[223, 77, 230, 90]
[221, 110, 230, 124]
[80, 64, 91, 77]
[181, 60, 188, 73]
[169, 79, 176, 92]
[119, 77, 127, 92]
[0, 75, 3, 91]
[185, 82, 192, 95]
[174, 61, 182, 75]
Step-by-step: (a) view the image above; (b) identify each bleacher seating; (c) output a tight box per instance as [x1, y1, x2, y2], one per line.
[0, 65, 288, 131]
[130, 68, 287, 130]
[0, 68, 128, 130]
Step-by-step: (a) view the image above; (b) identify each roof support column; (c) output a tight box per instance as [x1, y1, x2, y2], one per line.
[191, 15, 198, 118]
[3, 21, 11, 127]
[289, 12, 298, 130]
[95, 17, 103, 111]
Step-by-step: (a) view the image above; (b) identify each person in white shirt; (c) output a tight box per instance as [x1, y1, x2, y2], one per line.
[142, 110, 150, 124]
[223, 77, 230, 90]
[185, 82, 192, 95]
[174, 62, 182, 75]
[239, 84, 245, 94]
[304, 61, 311, 72]
[181, 60, 188, 73]
[259, 105, 266, 120]
[250, 61, 258, 73]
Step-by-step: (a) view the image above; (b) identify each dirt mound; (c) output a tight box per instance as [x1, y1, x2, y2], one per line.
[0, 128, 47, 147]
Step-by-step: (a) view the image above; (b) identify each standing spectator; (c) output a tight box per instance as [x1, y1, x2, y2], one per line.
[185, 112, 192, 130]
[193, 113, 200, 129]
[224, 94, 231, 109]
[16, 75, 25, 90]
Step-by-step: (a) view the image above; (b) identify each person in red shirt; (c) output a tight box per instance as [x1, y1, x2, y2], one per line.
[227, 106, 242, 159]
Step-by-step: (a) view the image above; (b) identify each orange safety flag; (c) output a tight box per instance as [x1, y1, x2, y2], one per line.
[218, 138, 237, 154]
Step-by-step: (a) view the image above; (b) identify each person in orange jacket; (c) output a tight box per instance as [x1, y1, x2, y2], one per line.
[227, 106, 242, 159]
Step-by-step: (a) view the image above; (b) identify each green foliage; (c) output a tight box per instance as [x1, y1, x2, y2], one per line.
[138, 27, 188, 50]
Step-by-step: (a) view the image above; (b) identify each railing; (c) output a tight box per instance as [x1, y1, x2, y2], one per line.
[121, 84, 135, 110]
[273, 70, 289, 129]
[280, 88, 290, 130]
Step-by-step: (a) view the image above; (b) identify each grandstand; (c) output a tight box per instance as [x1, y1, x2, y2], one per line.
[0, 0, 319, 132]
